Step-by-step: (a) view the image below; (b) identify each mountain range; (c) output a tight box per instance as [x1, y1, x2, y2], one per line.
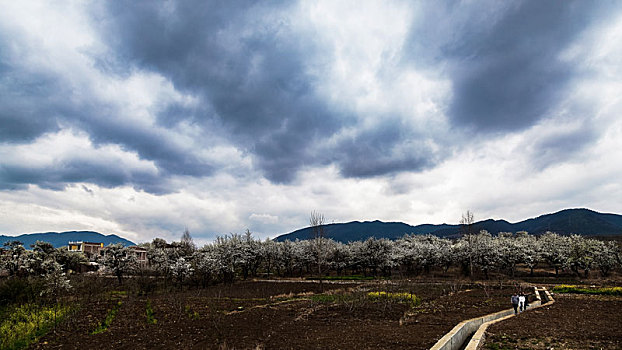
[275, 208, 622, 243]
[0, 231, 135, 249]
[3, 209, 621, 247]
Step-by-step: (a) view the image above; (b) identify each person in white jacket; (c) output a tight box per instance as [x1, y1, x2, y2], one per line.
[518, 293, 526, 312]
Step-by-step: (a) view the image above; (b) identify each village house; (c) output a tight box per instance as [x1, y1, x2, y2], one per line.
[67, 241, 148, 268]
[68, 241, 104, 258]
[129, 246, 148, 268]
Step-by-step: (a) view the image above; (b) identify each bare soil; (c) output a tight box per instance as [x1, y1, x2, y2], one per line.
[484, 294, 622, 350]
[32, 279, 516, 350]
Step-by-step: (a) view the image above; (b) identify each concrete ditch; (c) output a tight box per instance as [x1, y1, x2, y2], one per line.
[430, 287, 552, 350]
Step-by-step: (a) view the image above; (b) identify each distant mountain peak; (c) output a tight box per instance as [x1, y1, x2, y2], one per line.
[0, 231, 136, 249]
[274, 208, 622, 243]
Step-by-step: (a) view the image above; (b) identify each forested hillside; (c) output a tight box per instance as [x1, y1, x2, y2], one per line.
[276, 208, 622, 243]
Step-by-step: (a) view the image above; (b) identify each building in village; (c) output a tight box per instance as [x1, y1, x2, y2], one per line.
[130, 246, 148, 268]
[68, 241, 105, 258]
[68, 241, 147, 268]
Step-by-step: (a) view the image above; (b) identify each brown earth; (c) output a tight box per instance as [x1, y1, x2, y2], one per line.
[484, 294, 622, 350]
[32, 279, 517, 350]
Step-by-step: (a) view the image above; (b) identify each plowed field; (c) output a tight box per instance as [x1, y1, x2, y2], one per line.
[33, 279, 516, 350]
[484, 294, 622, 350]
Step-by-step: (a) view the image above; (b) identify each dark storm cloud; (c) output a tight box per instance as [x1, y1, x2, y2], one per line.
[529, 119, 598, 170]
[334, 122, 435, 178]
[407, 1, 620, 132]
[0, 69, 62, 142]
[155, 102, 205, 129]
[97, 1, 454, 182]
[97, 1, 358, 183]
[0, 64, 212, 191]
[0, 31, 59, 142]
[0, 157, 167, 194]
[0, 28, 213, 191]
[72, 114, 214, 178]
[4, 0, 617, 193]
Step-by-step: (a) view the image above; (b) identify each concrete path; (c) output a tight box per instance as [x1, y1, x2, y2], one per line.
[430, 287, 554, 350]
[464, 287, 554, 350]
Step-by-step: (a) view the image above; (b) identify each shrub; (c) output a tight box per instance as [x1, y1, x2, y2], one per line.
[146, 300, 157, 324]
[552, 285, 622, 296]
[310, 294, 341, 303]
[367, 291, 421, 306]
[0, 303, 70, 350]
[184, 305, 199, 320]
[92, 301, 122, 334]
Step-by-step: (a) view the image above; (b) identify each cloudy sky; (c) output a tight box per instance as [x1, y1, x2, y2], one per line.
[1, 1, 621, 245]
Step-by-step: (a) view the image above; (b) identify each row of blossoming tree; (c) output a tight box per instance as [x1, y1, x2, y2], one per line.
[134, 230, 621, 285]
[2, 231, 621, 286]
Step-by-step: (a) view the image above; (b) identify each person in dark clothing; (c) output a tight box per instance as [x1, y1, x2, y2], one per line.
[511, 293, 519, 314]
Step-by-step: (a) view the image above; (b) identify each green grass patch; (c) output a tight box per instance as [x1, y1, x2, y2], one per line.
[367, 291, 421, 306]
[146, 300, 157, 325]
[310, 294, 340, 303]
[310, 293, 355, 303]
[184, 305, 199, 320]
[0, 303, 70, 350]
[92, 301, 122, 335]
[552, 285, 622, 296]
[109, 290, 128, 298]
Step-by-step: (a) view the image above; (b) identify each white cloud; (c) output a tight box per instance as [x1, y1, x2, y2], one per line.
[302, 0, 450, 131]
[0, 129, 158, 174]
[249, 213, 279, 224]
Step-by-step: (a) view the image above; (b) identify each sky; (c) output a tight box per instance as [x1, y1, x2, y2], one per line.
[1, 1, 622, 246]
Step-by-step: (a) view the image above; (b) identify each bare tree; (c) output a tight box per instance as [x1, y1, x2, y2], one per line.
[460, 210, 475, 277]
[310, 211, 326, 291]
[181, 227, 192, 243]
[180, 227, 196, 255]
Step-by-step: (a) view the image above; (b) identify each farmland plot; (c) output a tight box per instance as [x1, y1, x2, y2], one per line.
[31, 279, 515, 349]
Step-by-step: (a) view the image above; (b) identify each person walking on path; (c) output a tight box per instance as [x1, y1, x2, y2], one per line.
[518, 293, 526, 312]
[511, 293, 519, 314]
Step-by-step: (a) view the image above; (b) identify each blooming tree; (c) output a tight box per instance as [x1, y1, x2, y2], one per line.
[538, 232, 570, 276]
[592, 240, 620, 277]
[100, 244, 138, 284]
